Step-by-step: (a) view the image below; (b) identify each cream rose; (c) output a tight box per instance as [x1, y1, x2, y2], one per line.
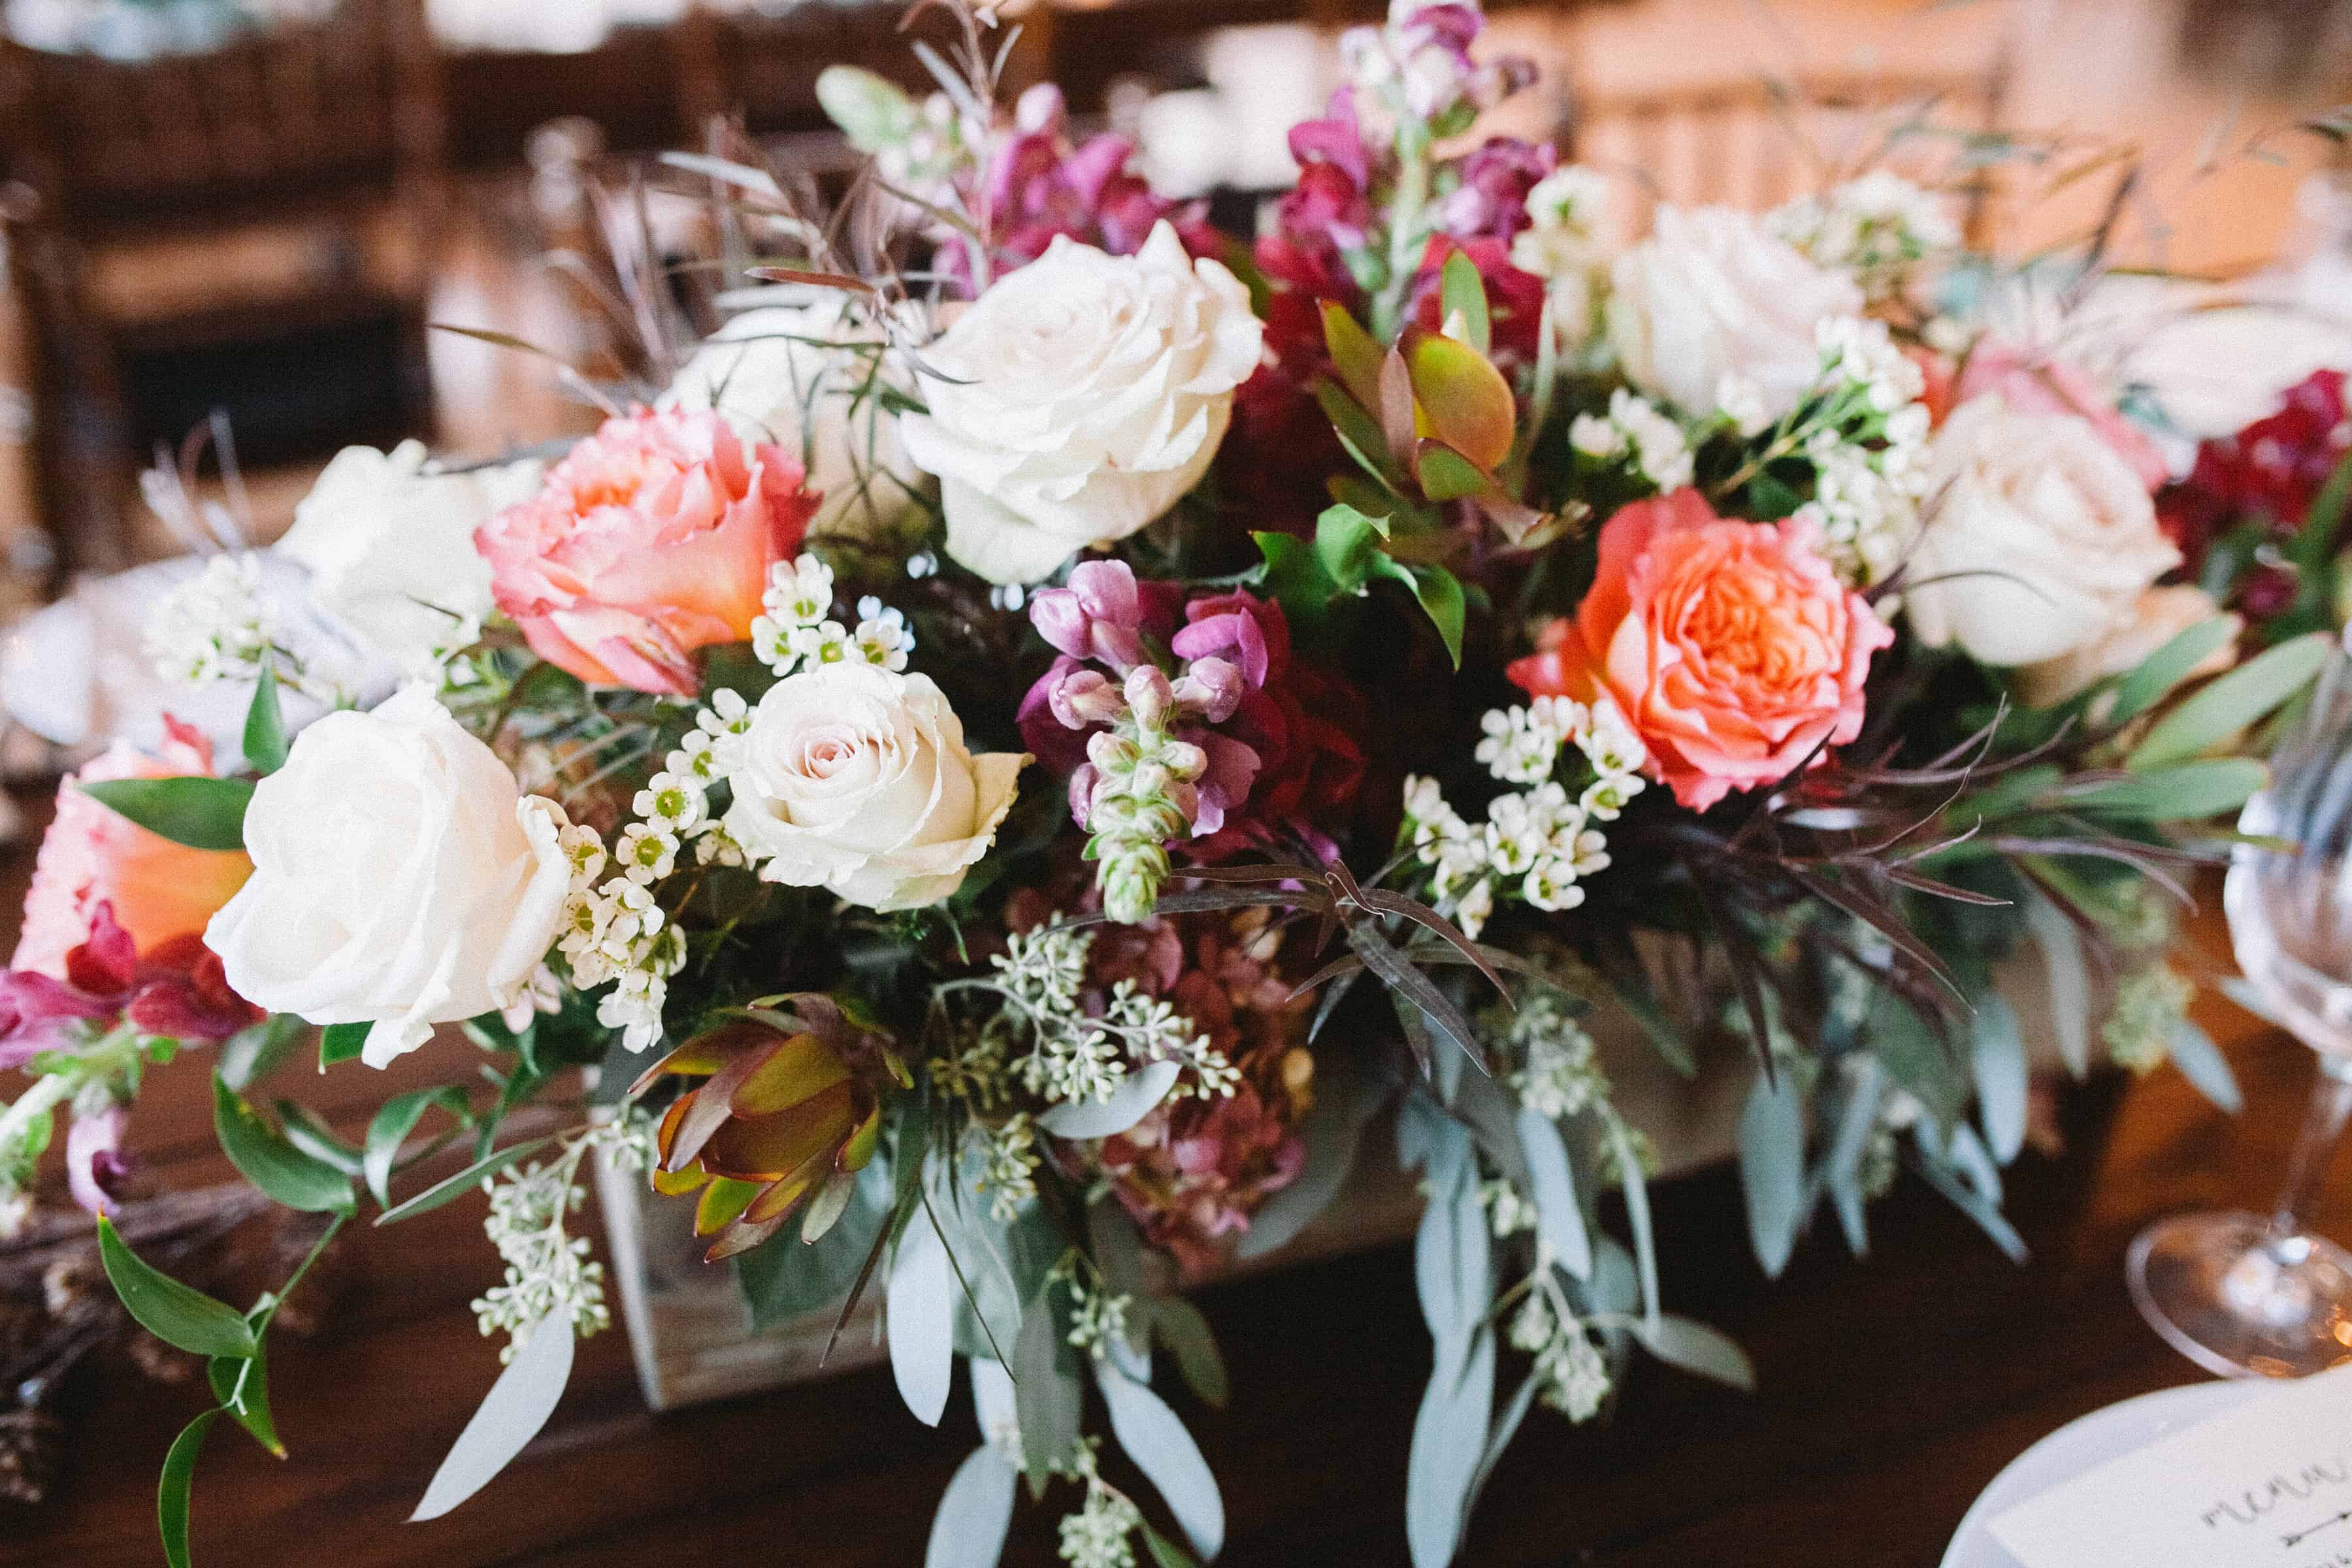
[204, 685, 574, 1068]
[1903, 395, 2183, 667]
[2016, 585, 2238, 710]
[659, 297, 932, 544]
[725, 664, 1026, 911]
[1607, 204, 1863, 422]
[897, 221, 1264, 585]
[273, 440, 542, 672]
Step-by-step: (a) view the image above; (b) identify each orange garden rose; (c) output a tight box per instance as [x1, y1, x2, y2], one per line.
[13, 719, 253, 979]
[1507, 489, 1891, 811]
[474, 408, 818, 695]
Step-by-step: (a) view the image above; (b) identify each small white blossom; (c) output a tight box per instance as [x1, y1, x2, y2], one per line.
[1715, 372, 1771, 437]
[558, 824, 607, 885]
[630, 772, 706, 834]
[614, 823, 679, 883]
[145, 553, 274, 689]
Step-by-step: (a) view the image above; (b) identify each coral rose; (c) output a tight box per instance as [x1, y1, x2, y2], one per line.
[475, 408, 816, 696]
[13, 717, 252, 980]
[1508, 489, 1892, 812]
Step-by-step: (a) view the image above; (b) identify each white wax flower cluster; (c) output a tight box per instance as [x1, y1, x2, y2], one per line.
[1569, 389, 1695, 493]
[144, 553, 275, 691]
[1404, 695, 1646, 938]
[749, 553, 915, 678]
[1788, 316, 1934, 586]
[1769, 171, 1961, 302]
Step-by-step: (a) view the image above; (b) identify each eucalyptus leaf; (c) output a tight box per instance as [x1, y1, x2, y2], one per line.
[2067, 758, 2268, 821]
[1629, 1315, 1756, 1392]
[1412, 1118, 1487, 1344]
[1970, 994, 2027, 1164]
[1149, 1298, 1230, 1410]
[2166, 1018, 2244, 1113]
[738, 1156, 894, 1329]
[924, 1445, 1017, 1568]
[1013, 1282, 1084, 1492]
[1607, 1113, 1659, 1331]
[1236, 1049, 1384, 1261]
[97, 1215, 257, 1360]
[888, 1215, 955, 1427]
[1099, 1364, 1226, 1561]
[1738, 1072, 1808, 1279]
[1142, 1524, 1202, 1568]
[2025, 896, 2092, 1078]
[1515, 1107, 1592, 1280]
[2107, 616, 2241, 726]
[410, 1313, 575, 1522]
[1036, 1059, 1182, 1140]
[1912, 1152, 2029, 1264]
[1405, 1326, 1495, 1568]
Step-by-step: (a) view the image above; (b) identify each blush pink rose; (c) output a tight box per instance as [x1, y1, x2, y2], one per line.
[13, 718, 253, 980]
[475, 408, 817, 695]
[1956, 341, 2168, 491]
[1507, 489, 1892, 811]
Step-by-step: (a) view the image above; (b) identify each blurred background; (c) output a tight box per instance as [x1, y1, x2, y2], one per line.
[0, 0, 2344, 662]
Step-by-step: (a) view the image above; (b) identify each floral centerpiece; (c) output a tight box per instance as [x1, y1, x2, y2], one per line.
[3, 5, 2345, 1564]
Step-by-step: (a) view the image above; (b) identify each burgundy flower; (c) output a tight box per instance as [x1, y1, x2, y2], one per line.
[1409, 235, 1548, 366]
[1439, 137, 1556, 242]
[0, 901, 262, 1070]
[2158, 370, 2352, 614]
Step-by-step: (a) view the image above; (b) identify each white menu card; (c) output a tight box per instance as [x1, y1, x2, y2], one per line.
[1992, 1364, 2352, 1568]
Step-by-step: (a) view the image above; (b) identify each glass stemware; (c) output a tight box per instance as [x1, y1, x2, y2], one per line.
[2129, 634, 2352, 1378]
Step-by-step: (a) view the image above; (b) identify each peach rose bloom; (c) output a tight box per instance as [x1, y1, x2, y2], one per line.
[474, 408, 817, 695]
[1507, 489, 1893, 811]
[1955, 341, 2168, 491]
[14, 718, 253, 979]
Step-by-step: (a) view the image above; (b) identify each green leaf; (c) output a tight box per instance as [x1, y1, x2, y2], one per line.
[273, 1100, 365, 1177]
[78, 777, 253, 852]
[1250, 531, 1342, 638]
[209, 1350, 284, 1456]
[1141, 1522, 1201, 1568]
[2068, 758, 2268, 821]
[375, 1136, 555, 1225]
[1437, 247, 1490, 355]
[363, 1087, 470, 1209]
[2128, 631, 2331, 770]
[1415, 444, 1490, 502]
[1739, 1071, 1808, 1279]
[1313, 504, 1389, 593]
[97, 1215, 257, 1359]
[1312, 377, 1402, 489]
[159, 1408, 219, 1568]
[216, 1014, 304, 1094]
[213, 1077, 355, 1214]
[242, 661, 287, 776]
[318, 1022, 369, 1070]
[736, 1156, 894, 1328]
[2106, 616, 2241, 725]
[1405, 564, 1465, 669]
[815, 65, 919, 152]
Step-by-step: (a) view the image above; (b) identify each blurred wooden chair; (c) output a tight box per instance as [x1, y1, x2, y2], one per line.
[0, 0, 444, 572]
[1564, 65, 2011, 245]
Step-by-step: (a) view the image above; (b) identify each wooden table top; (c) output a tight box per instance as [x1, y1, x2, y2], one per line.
[0, 798, 2321, 1567]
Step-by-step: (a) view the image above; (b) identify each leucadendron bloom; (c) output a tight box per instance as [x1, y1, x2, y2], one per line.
[204, 687, 574, 1067]
[1903, 394, 2181, 667]
[897, 221, 1264, 585]
[725, 663, 1028, 911]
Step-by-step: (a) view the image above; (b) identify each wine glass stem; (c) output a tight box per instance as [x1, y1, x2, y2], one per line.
[2271, 1053, 2352, 1241]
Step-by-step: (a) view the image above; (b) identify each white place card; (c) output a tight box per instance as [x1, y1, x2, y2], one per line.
[1992, 1364, 2352, 1568]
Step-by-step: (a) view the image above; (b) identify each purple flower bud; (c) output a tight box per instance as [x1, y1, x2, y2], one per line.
[1049, 668, 1126, 729]
[1067, 763, 1099, 827]
[1172, 656, 1243, 723]
[66, 1101, 130, 1216]
[1088, 729, 1141, 775]
[1124, 665, 1176, 730]
[1030, 561, 1151, 672]
[1157, 739, 1209, 781]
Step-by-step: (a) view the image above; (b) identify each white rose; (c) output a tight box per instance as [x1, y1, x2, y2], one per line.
[273, 440, 542, 672]
[1607, 204, 1863, 422]
[2016, 585, 2238, 710]
[1903, 395, 2183, 667]
[205, 685, 574, 1068]
[897, 221, 1264, 585]
[659, 296, 932, 544]
[725, 663, 1027, 911]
